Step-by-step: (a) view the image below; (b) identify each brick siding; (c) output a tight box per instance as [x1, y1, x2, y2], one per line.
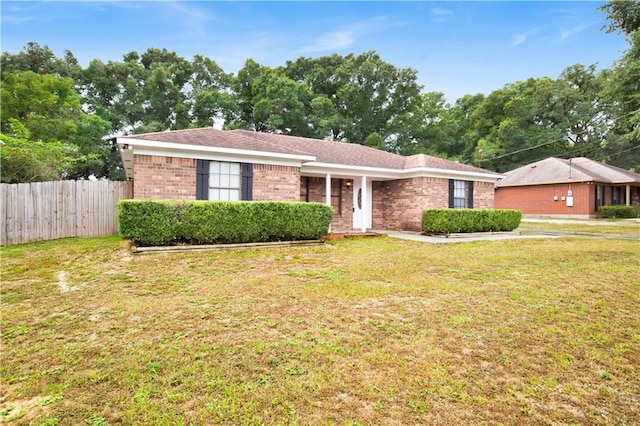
[495, 183, 593, 217]
[304, 177, 353, 232]
[133, 154, 196, 199]
[252, 164, 301, 201]
[374, 178, 496, 231]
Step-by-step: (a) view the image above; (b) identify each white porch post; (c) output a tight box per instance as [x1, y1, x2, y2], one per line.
[361, 175, 367, 232]
[326, 173, 332, 233]
[626, 184, 631, 206]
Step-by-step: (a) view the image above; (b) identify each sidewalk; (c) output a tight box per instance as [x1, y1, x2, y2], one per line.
[383, 230, 556, 244]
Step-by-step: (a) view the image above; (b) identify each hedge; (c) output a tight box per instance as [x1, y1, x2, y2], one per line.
[118, 200, 334, 246]
[597, 205, 638, 219]
[422, 209, 522, 234]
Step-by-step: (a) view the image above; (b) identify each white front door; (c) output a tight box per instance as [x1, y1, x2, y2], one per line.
[352, 181, 372, 230]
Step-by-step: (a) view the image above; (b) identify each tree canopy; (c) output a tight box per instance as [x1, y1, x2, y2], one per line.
[1, 0, 638, 182]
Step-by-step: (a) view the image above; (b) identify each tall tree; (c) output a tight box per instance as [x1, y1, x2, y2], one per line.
[599, 0, 640, 171]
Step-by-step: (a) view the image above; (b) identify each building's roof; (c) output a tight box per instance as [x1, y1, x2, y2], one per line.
[124, 127, 496, 174]
[118, 127, 503, 182]
[496, 157, 640, 187]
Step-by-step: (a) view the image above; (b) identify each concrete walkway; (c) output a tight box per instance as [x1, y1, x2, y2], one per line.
[383, 230, 556, 244]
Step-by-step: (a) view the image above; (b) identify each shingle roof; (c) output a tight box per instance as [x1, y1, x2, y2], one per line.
[126, 127, 310, 156]
[496, 157, 640, 187]
[125, 127, 496, 175]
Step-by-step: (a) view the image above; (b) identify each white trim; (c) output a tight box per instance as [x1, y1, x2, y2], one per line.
[117, 138, 315, 162]
[302, 162, 502, 183]
[133, 147, 304, 168]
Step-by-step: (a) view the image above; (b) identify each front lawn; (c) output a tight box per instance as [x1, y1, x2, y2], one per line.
[1, 235, 639, 425]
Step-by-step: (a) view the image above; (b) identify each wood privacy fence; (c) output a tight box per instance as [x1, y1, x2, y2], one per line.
[1, 180, 133, 246]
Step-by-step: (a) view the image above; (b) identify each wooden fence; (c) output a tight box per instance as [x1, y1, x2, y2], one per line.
[1, 180, 133, 246]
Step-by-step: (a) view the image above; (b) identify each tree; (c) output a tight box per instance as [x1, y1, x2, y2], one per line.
[1, 70, 117, 180]
[599, 0, 640, 171]
[0, 120, 77, 183]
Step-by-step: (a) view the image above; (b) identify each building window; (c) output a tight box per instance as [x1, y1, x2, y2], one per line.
[449, 180, 474, 209]
[595, 185, 604, 210]
[331, 179, 342, 214]
[209, 161, 240, 201]
[300, 177, 309, 202]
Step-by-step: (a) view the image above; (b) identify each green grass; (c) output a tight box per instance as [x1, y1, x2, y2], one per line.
[519, 219, 640, 236]
[1, 235, 639, 425]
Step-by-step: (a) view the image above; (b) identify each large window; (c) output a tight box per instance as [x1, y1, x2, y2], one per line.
[208, 161, 240, 201]
[449, 179, 474, 209]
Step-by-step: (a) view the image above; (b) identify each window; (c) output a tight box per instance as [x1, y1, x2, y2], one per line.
[208, 161, 240, 201]
[300, 177, 309, 202]
[595, 185, 604, 210]
[330, 179, 342, 214]
[449, 180, 474, 209]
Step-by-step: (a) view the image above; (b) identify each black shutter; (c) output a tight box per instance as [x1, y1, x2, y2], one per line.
[241, 163, 253, 201]
[467, 181, 474, 209]
[448, 179, 455, 208]
[196, 159, 209, 200]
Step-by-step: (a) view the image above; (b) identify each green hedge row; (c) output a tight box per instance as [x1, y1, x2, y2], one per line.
[118, 200, 334, 246]
[422, 209, 522, 234]
[597, 205, 638, 219]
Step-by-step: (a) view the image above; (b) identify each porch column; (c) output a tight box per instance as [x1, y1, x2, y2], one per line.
[326, 173, 332, 233]
[626, 184, 631, 206]
[361, 175, 368, 232]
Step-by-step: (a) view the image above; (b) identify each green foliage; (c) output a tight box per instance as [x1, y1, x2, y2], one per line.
[597, 205, 638, 219]
[117, 200, 181, 246]
[0, 121, 77, 183]
[118, 200, 333, 246]
[422, 209, 522, 234]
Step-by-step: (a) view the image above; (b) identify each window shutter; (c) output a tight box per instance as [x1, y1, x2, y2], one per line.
[241, 163, 253, 201]
[448, 179, 455, 208]
[467, 181, 474, 209]
[196, 159, 209, 200]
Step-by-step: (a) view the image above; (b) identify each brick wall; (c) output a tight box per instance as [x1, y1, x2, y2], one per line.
[374, 177, 450, 231]
[252, 164, 300, 201]
[133, 154, 196, 199]
[373, 178, 496, 231]
[304, 177, 353, 232]
[473, 181, 495, 209]
[495, 183, 593, 217]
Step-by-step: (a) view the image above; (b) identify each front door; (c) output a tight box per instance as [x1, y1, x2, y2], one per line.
[352, 181, 372, 230]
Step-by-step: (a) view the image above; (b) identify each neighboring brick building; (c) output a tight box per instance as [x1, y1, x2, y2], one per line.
[118, 128, 501, 232]
[495, 157, 640, 218]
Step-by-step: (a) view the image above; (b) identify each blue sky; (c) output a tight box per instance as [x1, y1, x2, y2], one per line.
[1, 1, 629, 102]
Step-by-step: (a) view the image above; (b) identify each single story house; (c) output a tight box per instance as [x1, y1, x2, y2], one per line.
[117, 128, 501, 232]
[495, 157, 640, 218]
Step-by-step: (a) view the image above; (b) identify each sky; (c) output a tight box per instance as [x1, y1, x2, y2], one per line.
[1, 1, 630, 102]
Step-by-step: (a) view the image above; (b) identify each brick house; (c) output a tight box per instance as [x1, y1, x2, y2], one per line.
[117, 128, 501, 232]
[495, 157, 640, 218]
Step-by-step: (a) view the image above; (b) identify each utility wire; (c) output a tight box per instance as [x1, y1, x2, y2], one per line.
[480, 108, 640, 164]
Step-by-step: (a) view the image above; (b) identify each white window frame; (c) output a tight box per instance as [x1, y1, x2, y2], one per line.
[208, 161, 241, 201]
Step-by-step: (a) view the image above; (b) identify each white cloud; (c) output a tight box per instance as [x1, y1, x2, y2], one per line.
[430, 6, 453, 18]
[559, 22, 593, 41]
[299, 16, 390, 54]
[301, 30, 355, 53]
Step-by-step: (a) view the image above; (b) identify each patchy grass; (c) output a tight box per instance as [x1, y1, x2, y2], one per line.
[519, 219, 640, 236]
[1, 235, 639, 425]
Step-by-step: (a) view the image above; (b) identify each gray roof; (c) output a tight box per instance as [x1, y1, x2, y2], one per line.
[126, 127, 496, 175]
[496, 157, 640, 187]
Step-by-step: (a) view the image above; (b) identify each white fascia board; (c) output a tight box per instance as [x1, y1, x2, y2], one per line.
[301, 162, 401, 179]
[402, 167, 504, 183]
[302, 162, 504, 182]
[117, 137, 315, 165]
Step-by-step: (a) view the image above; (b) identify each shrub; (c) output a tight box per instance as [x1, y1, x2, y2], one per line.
[422, 209, 522, 234]
[118, 200, 333, 246]
[597, 205, 638, 219]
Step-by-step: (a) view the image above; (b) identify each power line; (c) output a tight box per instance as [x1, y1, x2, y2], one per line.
[480, 108, 640, 164]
